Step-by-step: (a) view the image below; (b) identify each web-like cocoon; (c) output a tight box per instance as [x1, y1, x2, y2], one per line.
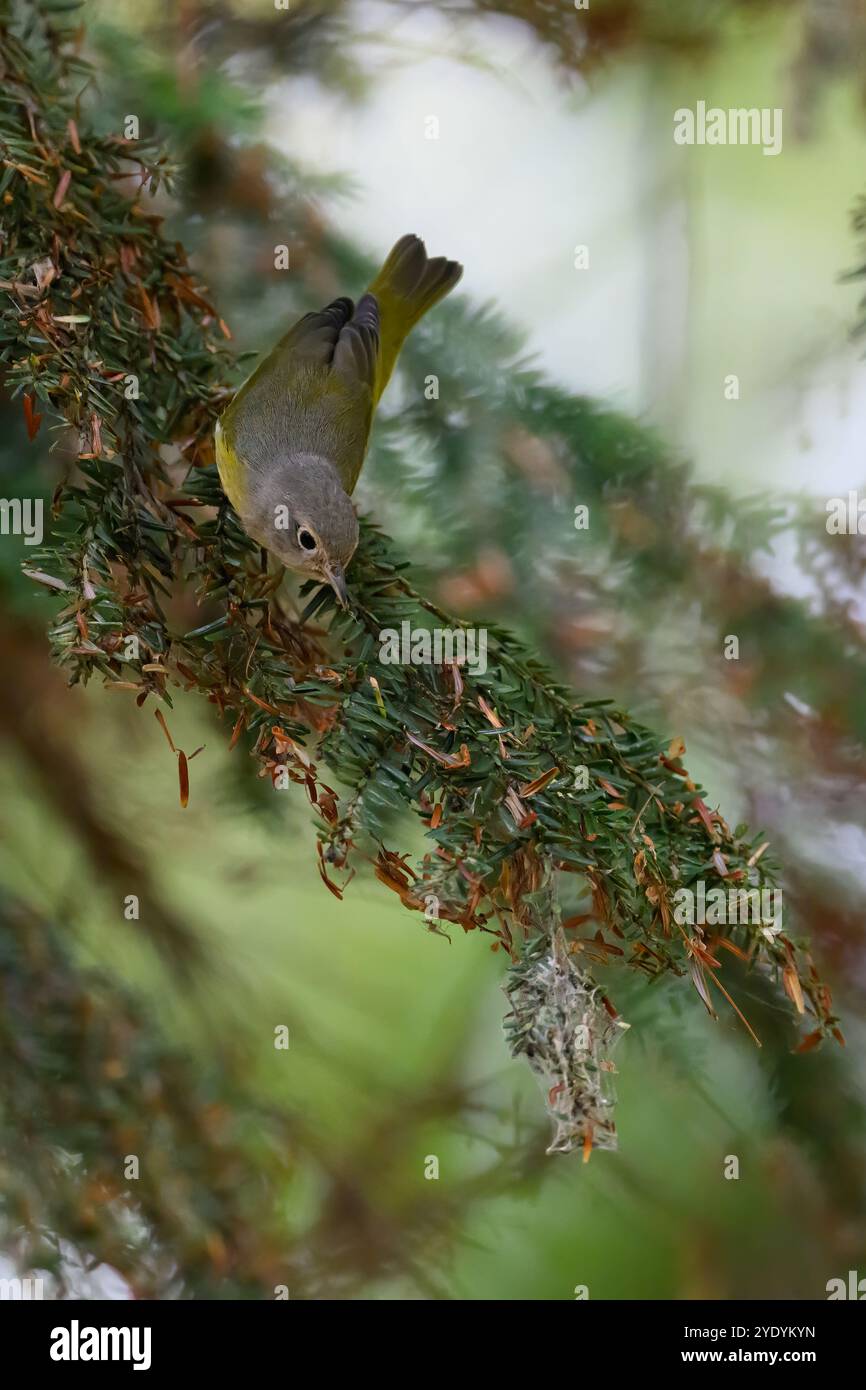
[504, 928, 628, 1156]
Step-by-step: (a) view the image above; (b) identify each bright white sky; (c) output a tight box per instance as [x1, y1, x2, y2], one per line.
[267, 4, 653, 407]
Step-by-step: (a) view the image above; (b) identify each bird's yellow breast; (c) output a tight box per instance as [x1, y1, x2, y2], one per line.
[214, 419, 247, 514]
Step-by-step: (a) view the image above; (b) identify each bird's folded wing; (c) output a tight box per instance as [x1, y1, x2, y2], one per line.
[275, 294, 379, 391]
[331, 292, 380, 394]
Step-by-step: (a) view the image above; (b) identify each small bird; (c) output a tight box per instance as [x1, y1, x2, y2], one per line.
[215, 234, 463, 606]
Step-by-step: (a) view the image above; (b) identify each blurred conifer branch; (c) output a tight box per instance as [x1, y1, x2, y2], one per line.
[1, 890, 548, 1298]
[0, 0, 840, 1160]
[0, 892, 292, 1298]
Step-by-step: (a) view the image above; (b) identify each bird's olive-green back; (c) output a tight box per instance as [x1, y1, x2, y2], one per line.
[219, 312, 374, 499]
[218, 235, 463, 503]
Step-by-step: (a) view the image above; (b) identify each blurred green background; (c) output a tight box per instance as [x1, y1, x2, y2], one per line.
[1, 0, 865, 1299]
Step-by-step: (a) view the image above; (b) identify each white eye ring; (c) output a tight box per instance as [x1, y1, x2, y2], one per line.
[297, 527, 317, 553]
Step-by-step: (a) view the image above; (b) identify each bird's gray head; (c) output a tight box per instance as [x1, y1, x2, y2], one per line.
[248, 453, 359, 607]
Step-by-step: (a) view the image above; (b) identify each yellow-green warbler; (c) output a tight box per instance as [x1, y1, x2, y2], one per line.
[215, 234, 462, 605]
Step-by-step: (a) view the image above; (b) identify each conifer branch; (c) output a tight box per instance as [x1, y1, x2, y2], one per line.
[0, 0, 838, 1156]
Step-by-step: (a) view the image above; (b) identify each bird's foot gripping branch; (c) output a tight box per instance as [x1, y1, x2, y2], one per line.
[2, 0, 839, 1157]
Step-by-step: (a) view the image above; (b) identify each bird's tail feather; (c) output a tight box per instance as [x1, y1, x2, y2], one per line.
[367, 234, 462, 400]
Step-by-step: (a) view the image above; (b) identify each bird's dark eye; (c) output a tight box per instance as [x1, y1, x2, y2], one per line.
[297, 528, 317, 552]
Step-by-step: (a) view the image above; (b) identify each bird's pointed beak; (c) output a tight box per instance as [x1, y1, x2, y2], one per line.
[322, 562, 349, 610]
